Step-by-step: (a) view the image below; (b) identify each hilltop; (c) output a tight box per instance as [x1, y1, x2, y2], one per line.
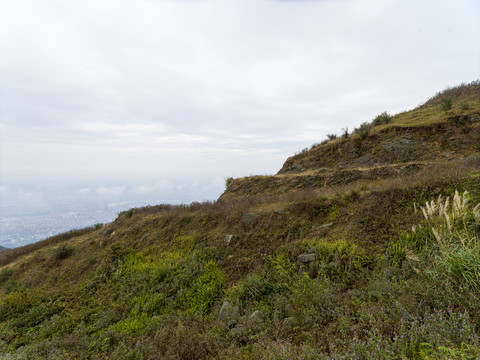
[1, 81, 480, 359]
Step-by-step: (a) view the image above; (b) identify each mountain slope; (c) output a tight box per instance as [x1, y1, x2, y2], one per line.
[1, 81, 480, 359]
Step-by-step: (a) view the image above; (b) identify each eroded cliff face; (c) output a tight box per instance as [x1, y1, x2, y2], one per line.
[222, 105, 480, 199]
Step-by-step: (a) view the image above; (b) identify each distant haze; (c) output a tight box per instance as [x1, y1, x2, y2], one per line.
[1, 0, 479, 246]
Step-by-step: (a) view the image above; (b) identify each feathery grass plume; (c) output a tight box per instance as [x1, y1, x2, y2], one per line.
[453, 190, 470, 219]
[432, 228, 444, 248]
[474, 203, 480, 225]
[415, 190, 480, 291]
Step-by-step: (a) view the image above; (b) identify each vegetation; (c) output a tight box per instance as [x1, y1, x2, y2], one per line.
[1, 81, 480, 359]
[372, 111, 393, 126]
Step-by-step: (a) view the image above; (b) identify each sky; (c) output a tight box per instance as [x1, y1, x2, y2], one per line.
[1, 0, 480, 210]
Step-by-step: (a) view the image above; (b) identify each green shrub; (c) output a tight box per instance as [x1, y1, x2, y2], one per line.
[0, 268, 13, 284]
[372, 111, 393, 126]
[53, 245, 74, 262]
[441, 98, 453, 111]
[316, 239, 372, 284]
[225, 177, 234, 189]
[181, 261, 225, 315]
[355, 121, 373, 140]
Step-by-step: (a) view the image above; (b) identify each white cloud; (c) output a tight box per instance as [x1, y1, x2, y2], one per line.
[95, 185, 126, 198]
[1, 0, 479, 207]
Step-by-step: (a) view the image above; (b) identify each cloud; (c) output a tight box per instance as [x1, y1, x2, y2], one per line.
[95, 185, 126, 198]
[0, 0, 479, 206]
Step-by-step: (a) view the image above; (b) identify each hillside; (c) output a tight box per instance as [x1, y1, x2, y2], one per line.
[1, 81, 480, 359]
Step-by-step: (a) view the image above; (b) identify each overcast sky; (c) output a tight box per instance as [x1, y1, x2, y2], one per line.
[1, 0, 479, 208]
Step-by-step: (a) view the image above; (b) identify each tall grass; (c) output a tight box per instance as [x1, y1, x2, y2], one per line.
[415, 190, 480, 291]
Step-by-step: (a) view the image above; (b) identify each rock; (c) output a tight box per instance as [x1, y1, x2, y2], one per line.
[250, 310, 264, 323]
[224, 234, 233, 244]
[274, 208, 285, 215]
[218, 300, 239, 323]
[242, 213, 258, 226]
[318, 222, 333, 236]
[298, 253, 317, 264]
[321, 222, 334, 229]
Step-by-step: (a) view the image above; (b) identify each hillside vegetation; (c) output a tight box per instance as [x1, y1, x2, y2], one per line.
[1, 81, 480, 359]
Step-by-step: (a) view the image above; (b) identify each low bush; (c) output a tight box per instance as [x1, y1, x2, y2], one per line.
[355, 121, 373, 140]
[52, 245, 74, 262]
[372, 111, 393, 126]
[441, 98, 453, 111]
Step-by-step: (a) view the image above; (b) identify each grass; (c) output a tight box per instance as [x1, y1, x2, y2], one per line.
[413, 190, 480, 291]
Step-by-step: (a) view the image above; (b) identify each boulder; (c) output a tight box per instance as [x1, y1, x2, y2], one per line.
[224, 234, 233, 244]
[218, 300, 239, 324]
[250, 310, 264, 323]
[298, 253, 317, 264]
[242, 213, 258, 226]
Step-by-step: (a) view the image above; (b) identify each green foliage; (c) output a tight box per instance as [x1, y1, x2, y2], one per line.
[326, 133, 338, 140]
[52, 244, 74, 262]
[225, 177, 234, 189]
[181, 262, 225, 315]
[228, 274, 279, 306]
[315, 239, 372, 284]
[109, 313, 150, 335]
[355, 121, 373, 140]
[441, 98, 453, 111]
[372, 111, 393, 125]
[0, 289, 33, 321]
[0, 268, 13, 284]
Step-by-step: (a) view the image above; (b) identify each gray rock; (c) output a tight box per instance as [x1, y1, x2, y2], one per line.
[250, 310, 264, 323]
[224, 234, 233, 244]
[242, 213, 258, 226]
[321, 222, 333, 230]
[319, 222, 333, 235]
[298, 253, 317, 264]
[218, 300, 239, 322]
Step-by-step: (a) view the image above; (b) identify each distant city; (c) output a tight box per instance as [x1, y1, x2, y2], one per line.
[0, 200, 164, 249]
